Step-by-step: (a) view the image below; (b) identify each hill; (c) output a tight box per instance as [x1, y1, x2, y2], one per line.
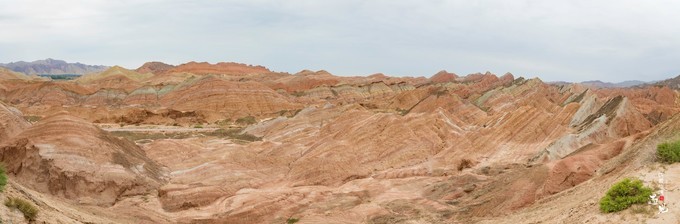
[652, 74, 680, 89]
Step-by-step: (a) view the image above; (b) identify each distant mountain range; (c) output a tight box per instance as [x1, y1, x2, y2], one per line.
[650, 74, 680, 90]
[579, 80, 648, 88]
[0, 58, 109, 75]
[549, 80, 650, 88]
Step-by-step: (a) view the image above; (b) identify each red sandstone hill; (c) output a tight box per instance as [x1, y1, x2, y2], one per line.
[165, 61, 272, 75]
[429, 70, 458, 83]
[135, 61, 175, 74]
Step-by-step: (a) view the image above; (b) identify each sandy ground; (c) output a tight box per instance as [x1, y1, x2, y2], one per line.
[634, 163, 680, 224]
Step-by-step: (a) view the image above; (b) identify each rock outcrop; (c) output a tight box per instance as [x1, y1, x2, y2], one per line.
[429, 70, 458, 83]
[0, 102, 30, 142]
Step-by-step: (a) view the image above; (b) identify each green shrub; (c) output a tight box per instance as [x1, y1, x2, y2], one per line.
[657, 140, 680, 163]
[194, 124, 203, 128]
[286, 217, 299, 224]
[599, 178, 653, 213]
[0, 163, 6, 192]
[23, 115, 41, 123]
[4, 197, 38, 221]
[290, 91, 306, 97]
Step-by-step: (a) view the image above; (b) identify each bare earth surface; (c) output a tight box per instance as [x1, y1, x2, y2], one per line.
[2, 62, 680, 223]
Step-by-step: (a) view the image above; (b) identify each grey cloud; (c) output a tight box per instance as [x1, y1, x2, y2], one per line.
[0, 0, 678, 82]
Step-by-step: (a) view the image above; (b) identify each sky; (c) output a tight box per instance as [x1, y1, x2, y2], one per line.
[0, 0, 678, 82]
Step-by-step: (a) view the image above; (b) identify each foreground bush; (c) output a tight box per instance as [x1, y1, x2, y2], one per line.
[600, 178, 652, 213]
[4, 197, 38, 221]
[657, 140, 680, 163]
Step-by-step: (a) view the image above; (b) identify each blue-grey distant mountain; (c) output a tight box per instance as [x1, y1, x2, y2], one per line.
[580, 80, 647, 88]
[0, 58, 109, 75]
[550, 80, 648, 88]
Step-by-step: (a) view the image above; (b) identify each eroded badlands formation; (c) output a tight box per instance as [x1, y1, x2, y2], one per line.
[1, 62, 680, 223]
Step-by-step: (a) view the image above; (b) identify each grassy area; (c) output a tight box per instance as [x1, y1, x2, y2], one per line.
[110, 128, 262, 143]
[23, 115, 41, 123]
[4, 197, 38, 221]
[657, 139, 680, 163]
[235, 116, 257, 125]
[287, 217, 300, 224]
[0, 163, 6, 192]
[209, 128, 262, 142]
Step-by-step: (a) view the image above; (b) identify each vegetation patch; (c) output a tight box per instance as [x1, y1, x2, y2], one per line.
[210, 129, 262, 142]
[395, 108, 409, 116]
[290, 91, 306, 97]
[599, 178, 652, 213]
[110, 128, 262, 143]
[38, 74, 81, 80]
[286, 217, 300, 224]
[457, 158, 474, 171]
[0, 163, 6, 192]
[23, 115, 41, 123]
[4, 197, 38, 221]
[657, 140, 680, 163]
[277, 109, 302, 118]
[235, 116, 257, 125]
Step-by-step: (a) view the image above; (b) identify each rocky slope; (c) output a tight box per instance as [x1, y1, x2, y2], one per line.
[652, 74, 680, 90]
[0, 112, 165, 206]
[0, 102, 30, 142]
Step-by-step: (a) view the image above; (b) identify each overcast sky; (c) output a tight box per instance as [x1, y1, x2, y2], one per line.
[0, 0, 678, 82]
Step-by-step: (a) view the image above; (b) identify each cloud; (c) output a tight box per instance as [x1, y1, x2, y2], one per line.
[0, 0, 678, 82]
